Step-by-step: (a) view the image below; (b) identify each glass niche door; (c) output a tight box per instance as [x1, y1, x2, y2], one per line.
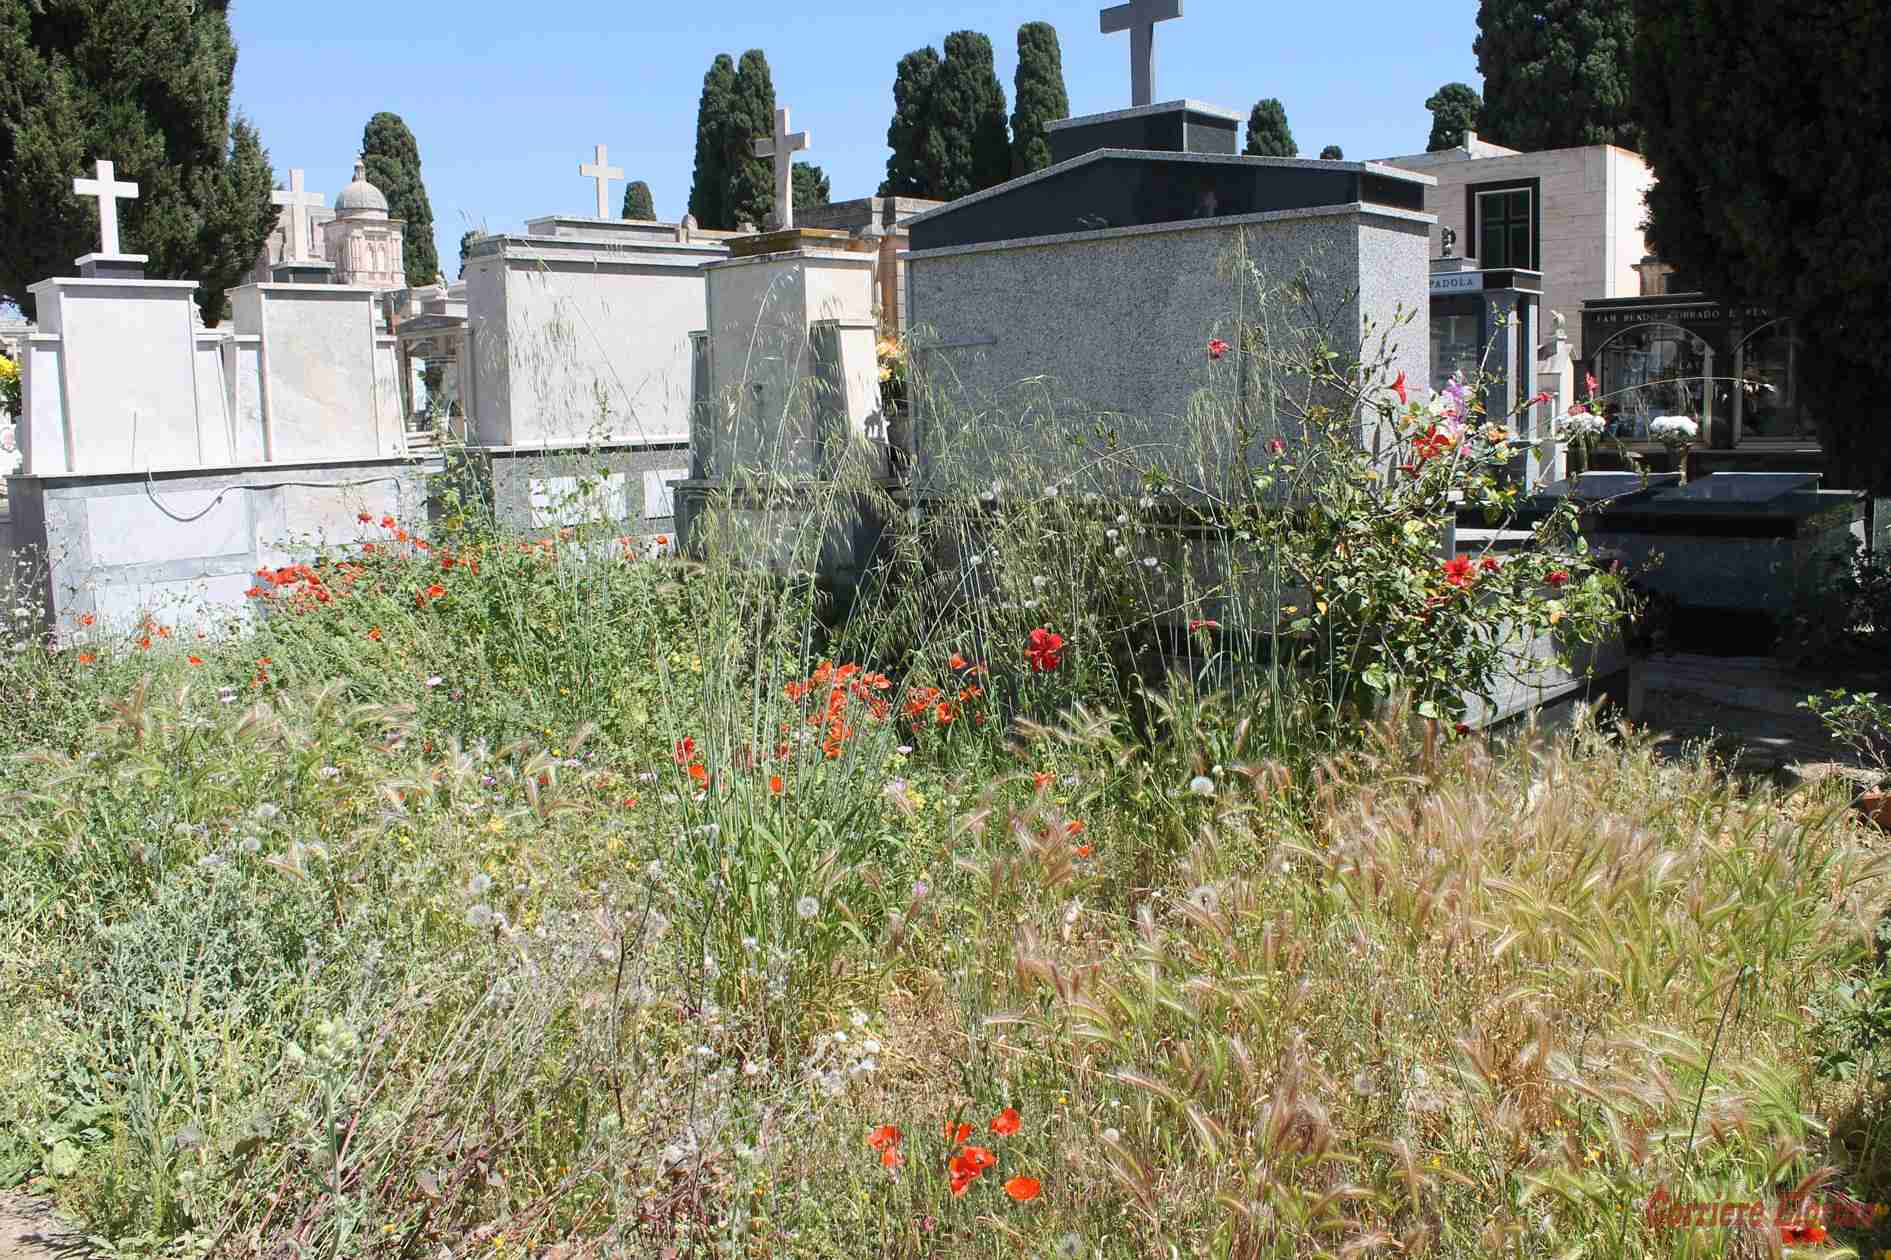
[1595, 323, 1712, 442]
[1430, 296, 1483, 394]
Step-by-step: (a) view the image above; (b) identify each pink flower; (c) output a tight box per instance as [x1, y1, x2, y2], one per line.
[1392, 371, 1408, 406]
[1267, 438, 1287, 455]
[1547, 569, 1570, 589]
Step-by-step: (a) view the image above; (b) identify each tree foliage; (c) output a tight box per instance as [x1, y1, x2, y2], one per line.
[361, 112, 439, 284]
[792, 162, 830, 212]
[0, 0, 278, 323]
[686, 54, 737, 228]
[723, 49, 778, 231]
[1242, 99, 1297, 158]
[1633, 0, 1891, 492]
[922, 31, 1012, 200]
[1009, 21, 1069, 179]
[621, 180, 656, 221]
[1319, 144, 1344, 161]
[1475, 0, 1639, 151]
[881, 46, 942, 198]
[1424, 82, 1483, 152]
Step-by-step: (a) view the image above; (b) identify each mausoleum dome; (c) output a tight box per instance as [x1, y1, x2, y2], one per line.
[334, 160, 389, 218]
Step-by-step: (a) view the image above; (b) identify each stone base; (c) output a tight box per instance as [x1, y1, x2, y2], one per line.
[6, 457, 436, 637]
[674, 476, 895, 603]
[75, 253, 148, 280]
[726, 227, 867, 259]
[269, 261, 337, 285]
[449, 440, 691, 538]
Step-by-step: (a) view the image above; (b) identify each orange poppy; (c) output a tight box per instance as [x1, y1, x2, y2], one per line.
[655, 534, 669, 546]
[1003, 1176, 1041, 1201]
[357, 511, 372, 523]
[78, 613, 96, 627]
[687, 763, 709, 786]
[949, 652, 967, 670]
[954, 1146, 996, 1174]
[426, 584, 446, 600]
[381, 515, 396, 528]
[1033, 771, 1053, 789]
[78, 652, 97, 665]
[769, 774, 784, 795]
[882, 1146, 905, 1169]
[367, 626, 383, 642]
[950, 1170, 977, 1197]
[990, 1107, 1021, 1136]
[1072, 844, 1092, 858]
[1066, 820, 1085, 836]
[187, 655, 204, 666]
[944, 1120, 972, 1145]
[866, 1124, 902, 1153]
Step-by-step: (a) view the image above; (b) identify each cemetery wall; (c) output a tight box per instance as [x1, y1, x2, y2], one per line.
[465, 441, 690, 539]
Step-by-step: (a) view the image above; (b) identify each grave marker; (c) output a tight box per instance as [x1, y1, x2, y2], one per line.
[1100, 0, 1182, 108]
[579, 144, 623, 219]
[752, 107, 810, 231]
[271, 169, 326, 262]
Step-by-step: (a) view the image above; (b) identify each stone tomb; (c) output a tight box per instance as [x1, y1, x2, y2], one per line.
[462, 216, 735, 449]
[903, 100, 1435, 500]
[229, 283, 405, 462]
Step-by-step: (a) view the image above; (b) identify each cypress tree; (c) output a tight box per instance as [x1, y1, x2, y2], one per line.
[722, 49, 778, 231]
[361, 112, 440, 284]
[1424, 82, 1484, 152]
[0, 0, 278, 323]
[622, 180, 656, 220]
[1009, 21, 1069, 178]
[1634, 0, 1891, 491]
[1319, 144, 1344, 160]
[1475, 0, 1639, 151]
[686, 54, 737, 228]
[923, 31, 1011, 200]
[1242, 99, 1297, 157]
[792, 162, 830, 211]
[881, 46, 942, 197]
[458, 229, 485, 277]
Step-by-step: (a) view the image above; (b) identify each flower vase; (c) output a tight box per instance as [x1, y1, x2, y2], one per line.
[1569, 439, 1589, 478]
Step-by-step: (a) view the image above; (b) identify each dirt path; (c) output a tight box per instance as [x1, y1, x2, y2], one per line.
[0, 1193, 91, 1260]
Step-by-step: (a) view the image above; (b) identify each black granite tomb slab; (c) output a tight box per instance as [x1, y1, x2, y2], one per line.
[1047, 102, 1240, 164]
[906, 153, 1429, 253]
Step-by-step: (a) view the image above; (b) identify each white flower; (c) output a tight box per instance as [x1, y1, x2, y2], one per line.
[238, 836, 262, 854]
[426, 675, 444, 688]
[851, 1010, 870, 1028]
[1648, 415, 1699, 443]
[1056, 1233, 1085, 1259]
[1187, 775, 1215, 797]
[796, 895, 820, 920]
[318, 765, 341, 780]
[1101, 1127, 1120, 1143]
[253, 802, 281, 821]
[1141, 556, 1158, 569]
[863, 1038, 882, 1055]
[468, 872, 492, 897]
[1186, 884, 1221, 914]
[465, 904, 495, 929]
[1561, 414, 1605, 439]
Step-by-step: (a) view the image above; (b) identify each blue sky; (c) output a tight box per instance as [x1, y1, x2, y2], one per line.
[230, 0, 1482, 280]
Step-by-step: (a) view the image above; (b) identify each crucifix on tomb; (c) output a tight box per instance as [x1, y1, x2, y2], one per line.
[580, 144, 623, 219]
[271, 169, 327, 262]
[72, 159, 140, 258]
[1100, 0, 1183, 108]
[752, 107, 810, 231]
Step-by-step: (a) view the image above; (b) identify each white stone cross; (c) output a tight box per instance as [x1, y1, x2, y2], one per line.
[271, 168, 326, 262]
[1100, 0, 1183, 108]
[751, 107, 810, 231]
[71, 159, 139, 257]
[579, 144, 624, 219]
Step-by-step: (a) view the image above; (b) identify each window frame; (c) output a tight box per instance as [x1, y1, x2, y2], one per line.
[1466, 178, 1540, 273]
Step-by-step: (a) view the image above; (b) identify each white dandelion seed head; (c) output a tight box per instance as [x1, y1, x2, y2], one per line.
[1101, 1127, 1120, 1144]
[1187, 775, 1215, 797]
[465, 904, 495, 929]
[796, 895, 820, 920]
[468, 872, 492, 897]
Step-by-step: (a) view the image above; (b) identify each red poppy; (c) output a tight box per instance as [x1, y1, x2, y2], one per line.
[78, 613, 96, 627]
[1531, 390, 1552, 405]
[674, 737, 697, 764]
[944, 1120, 972, 1145]
[867, 1124, 902, 1153]
[137, 636, 152, 650]
[1066, 820, 1085, 836]
[1782, 1223, 1828, 1245]
[426, 583, 446, 599]
[1207, 338, 1231, 361]
[1546, 569, 1571, 589]
[1478, 555, 1501, 573]
[78, 652, 97, 665]
[882, 1146, 905, 1169]
[769, 774, 784, 796]
[621, 796, 639, 808]
[1392, 370, 1408, 405]
[1441, 555, 1476, 588]
[1267, 438, 1287, 455]
[950, 1170, 977, 1197]
[958, 1145, 996, 1173]
[187, 655, 203, 666]
[1003, 1176, 1041, 1202]
[1024, 627, 1065, 673]
[1033, 771, 1053, 789]
[1188, 618, 1221, 631]
[949, 652, 967, 670]
[357, 512, 372, 523]
[655, 534, 670, 546]
[381, 515, 396, 529]
[990, 1107, 1021, 1136]
[687, 763, 709, 786]
[367, 626, 383, 642]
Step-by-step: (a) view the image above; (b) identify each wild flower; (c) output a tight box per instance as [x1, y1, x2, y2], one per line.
[795, 895, 820, 919]
[1207, 338, 1231, 361]
[1441, 555, 1476, 589]
[990, 1107, 1021, 1136]
[1025, 627, 1065, 672]
[1004, 1176, 1042, 1201]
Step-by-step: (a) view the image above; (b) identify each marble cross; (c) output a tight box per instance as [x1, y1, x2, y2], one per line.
[71, 159, 139, 257]
[579, 144, 624, 219]
[1100, 0, 1183, 108]
[752, 107, 810, 231]
[271, 168, 326, 262]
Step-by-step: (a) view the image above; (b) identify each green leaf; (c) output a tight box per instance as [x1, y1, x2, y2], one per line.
[45, 1140, 82, 1178]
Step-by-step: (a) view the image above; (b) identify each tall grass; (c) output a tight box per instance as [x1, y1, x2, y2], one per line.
[0, 228, 1879, 1259]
